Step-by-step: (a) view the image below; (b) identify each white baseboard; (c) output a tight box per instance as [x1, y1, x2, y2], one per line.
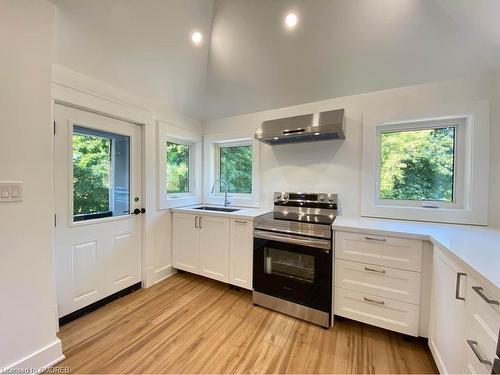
[143, 265, 176, 288]
[153, 265, 176, 285]
[428, 339, 445, 374]
[2, 339, 64, 374]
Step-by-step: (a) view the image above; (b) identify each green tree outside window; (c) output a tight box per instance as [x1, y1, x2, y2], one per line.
[219, 145, 252, 194]
[73, 133, 111, 216]
[380, 127, 455, 202]
[167, 142, 190, 193]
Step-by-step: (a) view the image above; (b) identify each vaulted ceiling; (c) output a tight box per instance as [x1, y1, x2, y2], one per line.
[51, 0, 500, 121]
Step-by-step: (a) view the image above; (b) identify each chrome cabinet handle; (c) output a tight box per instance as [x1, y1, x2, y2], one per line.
[199, 216, 202, 229]
[363, 296, 385, 305]
[365, 236, 386, 242]
[472, 286, 500, 306]
[194, 216, 199, 229]
[364, 266, 386, 274]
[467, 340, 492, 365]
[234, 220, 247, 224]
[455, 272, 467, 300]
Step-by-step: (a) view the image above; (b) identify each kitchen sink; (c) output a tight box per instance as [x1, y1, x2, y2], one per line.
[193, 206, 241, 213]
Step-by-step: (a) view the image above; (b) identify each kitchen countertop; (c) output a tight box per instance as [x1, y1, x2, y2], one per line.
[333, 216, 500, 291]
[170, 205, 271, 220]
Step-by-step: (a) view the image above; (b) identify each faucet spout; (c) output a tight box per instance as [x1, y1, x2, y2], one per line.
[211, 179, 231, 207]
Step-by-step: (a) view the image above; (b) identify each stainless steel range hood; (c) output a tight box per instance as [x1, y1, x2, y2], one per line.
[255, 109, 345, 145]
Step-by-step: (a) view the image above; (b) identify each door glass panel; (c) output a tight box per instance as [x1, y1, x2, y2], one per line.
[72, 126, 130, 222]
[264, 247, 315, 283]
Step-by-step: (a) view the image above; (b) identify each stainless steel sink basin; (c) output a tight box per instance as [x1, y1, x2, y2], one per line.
[193, 206, 240, 213]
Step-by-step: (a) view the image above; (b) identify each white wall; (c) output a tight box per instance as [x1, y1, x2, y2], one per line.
[204, 0, 500, 119]
[204, 72, 498, 226]
[0, 0, 63, 370]
[489, 71, 500, 228]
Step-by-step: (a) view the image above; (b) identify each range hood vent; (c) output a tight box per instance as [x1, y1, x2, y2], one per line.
[255, 109, 345, 145]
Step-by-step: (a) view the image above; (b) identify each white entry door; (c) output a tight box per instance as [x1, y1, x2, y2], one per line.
[54, 104, 142, 318]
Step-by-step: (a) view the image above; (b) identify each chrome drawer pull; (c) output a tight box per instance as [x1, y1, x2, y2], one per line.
[364, 266, 386, 274]
[472, 286, 500, 306]
[455, 272, 467, 301]
[234, 220, 247, 224]
[363, 296, 385, 305]
[467, 340, 492, 365]
[365, 236, 386, 242]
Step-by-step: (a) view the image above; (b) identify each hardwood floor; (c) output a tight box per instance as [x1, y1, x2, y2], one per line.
[57, 273, 438, 374]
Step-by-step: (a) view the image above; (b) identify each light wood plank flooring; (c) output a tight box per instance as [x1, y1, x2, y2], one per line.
[57, 273, 438, 374]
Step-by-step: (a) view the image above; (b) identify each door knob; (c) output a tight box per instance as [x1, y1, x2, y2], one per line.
[133, 208, 141, 215]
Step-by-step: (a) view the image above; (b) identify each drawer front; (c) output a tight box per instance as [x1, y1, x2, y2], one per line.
[335, 231, 423, 272]
[467, 280, 500, 363]
[334, 287, 419, 336]
[464, 327, 495, 374]
[335, 259, 421, 304]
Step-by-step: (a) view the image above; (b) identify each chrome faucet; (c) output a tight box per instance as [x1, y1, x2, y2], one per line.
[211, 178, 231, 207]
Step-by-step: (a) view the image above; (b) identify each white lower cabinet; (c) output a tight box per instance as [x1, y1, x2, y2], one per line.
[199, 215, 230, 282]
[429, 246, 500, 374]
[334, 230, 422, 336]
[172, 212, 254, 289]
[229, 218, 253, 289]
[172, 213, 200, 273]
[428, 246, 468, 374]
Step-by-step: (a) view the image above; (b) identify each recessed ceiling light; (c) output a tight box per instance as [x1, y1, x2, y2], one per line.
[274, 137, 279, 140]
[314, 132, 320, 135]
[191, 31, 202, 45]
[285, 13, 298, 29]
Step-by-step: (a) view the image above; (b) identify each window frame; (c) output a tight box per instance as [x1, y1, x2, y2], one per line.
[204, 133, 260, 208]
[71, 125, 131, 223]
[158, 121, 202, 209]
[361, 101, 490, 225]
[374, 118, 465, 210]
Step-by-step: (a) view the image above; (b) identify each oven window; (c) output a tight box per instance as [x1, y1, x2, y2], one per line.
[264, 247, 315, 283]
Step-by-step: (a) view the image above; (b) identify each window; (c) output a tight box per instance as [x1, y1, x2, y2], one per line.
[72, 126, 130, 222]
[379, 126, 456, 204]
[166, 141, 191, 194]
[361, 104, 490, 225]
[217, 144, 253, 194]
[204, 134, 260, 207]
[158, 121, 202, 209]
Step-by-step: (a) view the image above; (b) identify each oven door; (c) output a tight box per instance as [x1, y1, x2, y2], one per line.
[253, 230, 332, 312]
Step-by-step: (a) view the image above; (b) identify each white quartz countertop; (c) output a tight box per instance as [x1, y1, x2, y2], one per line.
[170, 205, 271, 220]
[333, 216, 500, 291]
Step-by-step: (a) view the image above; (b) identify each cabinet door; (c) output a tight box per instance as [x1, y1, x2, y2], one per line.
[172, 213, 200, 273]
[429, 247, 467, 374]
[199, 215, 230, 282]
[229, 219, 253, 289]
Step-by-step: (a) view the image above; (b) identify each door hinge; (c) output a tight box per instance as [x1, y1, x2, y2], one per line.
[54, 214, 57, 227]
[53, 121, 56, 135]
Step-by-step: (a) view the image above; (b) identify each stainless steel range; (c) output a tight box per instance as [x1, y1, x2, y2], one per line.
[253, 192, 337, 328]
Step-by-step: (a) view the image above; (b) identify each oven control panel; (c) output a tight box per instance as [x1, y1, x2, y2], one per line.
[274, 191, 337, 204]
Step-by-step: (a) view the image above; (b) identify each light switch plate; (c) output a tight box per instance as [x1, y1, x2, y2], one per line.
[0, 182, 22, 202]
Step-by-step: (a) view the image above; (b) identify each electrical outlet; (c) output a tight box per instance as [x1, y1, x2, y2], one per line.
[0, 182, 22, 202]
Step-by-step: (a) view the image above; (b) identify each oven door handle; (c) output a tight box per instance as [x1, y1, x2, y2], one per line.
[254, 230, 331, 251]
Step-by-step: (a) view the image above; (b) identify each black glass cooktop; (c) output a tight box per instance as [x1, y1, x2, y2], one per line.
[259, 211, 335, 225]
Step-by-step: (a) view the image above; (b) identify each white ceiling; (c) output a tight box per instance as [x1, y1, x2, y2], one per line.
[51, 0, 214, 117]
[51, 0, 500, 121]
